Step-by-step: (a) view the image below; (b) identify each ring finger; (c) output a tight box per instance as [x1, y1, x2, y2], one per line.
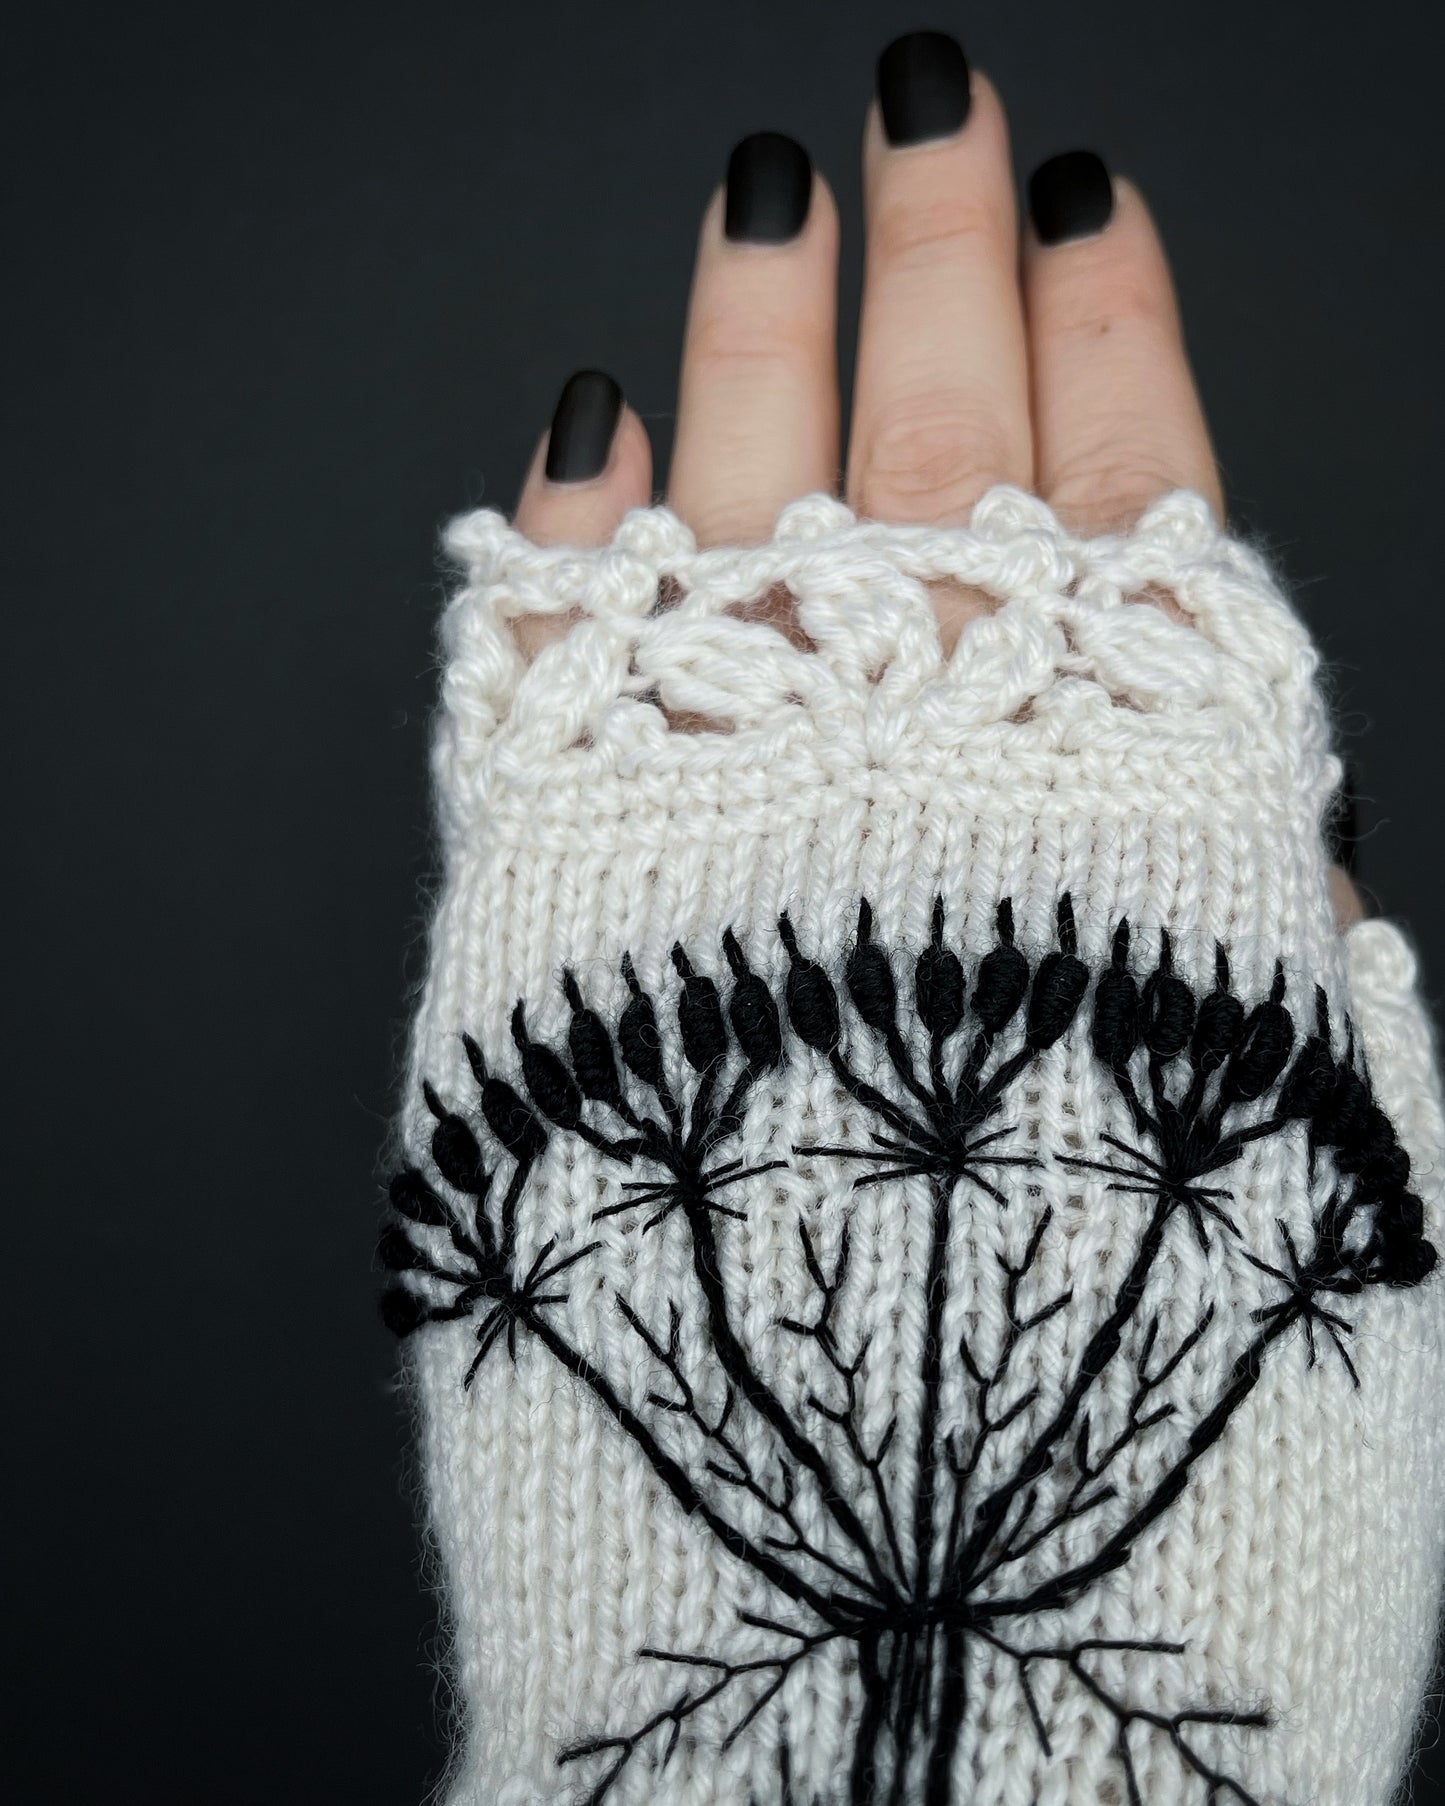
[1022, 151, 1221, 528]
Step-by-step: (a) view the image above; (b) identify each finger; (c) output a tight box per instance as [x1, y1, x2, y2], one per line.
[511, 369, 652, 659]
[1023, 155, 1223, 531]
[667, 133, 840, 547]
[848, 38, 1032, 530]
[1326, 767, 1370, 927]
[1330, 867, 1368, 929]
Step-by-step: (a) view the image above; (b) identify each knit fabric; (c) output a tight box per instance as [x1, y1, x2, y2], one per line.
[383, 486, 1445, 1806]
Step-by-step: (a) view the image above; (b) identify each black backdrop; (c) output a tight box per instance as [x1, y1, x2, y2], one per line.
[7, 2, 1444, 1801]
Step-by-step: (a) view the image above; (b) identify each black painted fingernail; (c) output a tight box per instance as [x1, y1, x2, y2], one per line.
[1326, 762, 1362, 877]
[1029, 150, 1115, 245]
[544, 370, 622, 483]
[877, 31, 972, 147]
[725, 132, 813, 243]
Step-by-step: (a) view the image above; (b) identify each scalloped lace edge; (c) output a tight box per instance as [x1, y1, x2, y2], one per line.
[431, 485, 1337, 813]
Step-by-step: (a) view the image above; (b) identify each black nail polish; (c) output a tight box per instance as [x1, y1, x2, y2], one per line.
[544, 370, 623, 483]
[1326, 762, 1362, 877]
[877, 31, 971, 147]
[1029, 150, 1115, 245]
[724, 132, 813, 243]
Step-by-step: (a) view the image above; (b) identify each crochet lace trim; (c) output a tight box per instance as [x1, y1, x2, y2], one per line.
[434, 487, 1335, 815]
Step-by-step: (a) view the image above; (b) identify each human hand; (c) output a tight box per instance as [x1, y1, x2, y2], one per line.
[385, 33, 1442, 1806]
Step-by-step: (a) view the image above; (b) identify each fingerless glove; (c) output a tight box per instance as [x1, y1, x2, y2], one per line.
[383, 488, 1445, 1806]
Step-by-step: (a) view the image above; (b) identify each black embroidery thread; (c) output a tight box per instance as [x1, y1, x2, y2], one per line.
[381, 897, 1436, 1805]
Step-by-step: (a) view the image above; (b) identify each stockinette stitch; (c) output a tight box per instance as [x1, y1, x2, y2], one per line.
[382, 486, 1445, 1805]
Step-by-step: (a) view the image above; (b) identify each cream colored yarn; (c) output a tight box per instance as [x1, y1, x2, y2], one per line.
[385, 487, 1445, 1805]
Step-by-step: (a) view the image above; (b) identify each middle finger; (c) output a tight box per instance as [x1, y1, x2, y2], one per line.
[848, 34, 1032, 526]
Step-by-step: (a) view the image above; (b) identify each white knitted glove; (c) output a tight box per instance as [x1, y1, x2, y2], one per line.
[383, 488, 1445, 1806]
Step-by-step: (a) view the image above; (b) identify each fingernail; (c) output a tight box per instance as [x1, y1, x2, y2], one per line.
[544, 370, 623, 483]
[1029, 149, 1115, 246]
[877, 30, 971, 147]
[1325, 762, 1361, 877]
[724, 131, 813, 243]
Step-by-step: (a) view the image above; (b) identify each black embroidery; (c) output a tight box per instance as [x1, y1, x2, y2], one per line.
[381, 897, 1436, 1805]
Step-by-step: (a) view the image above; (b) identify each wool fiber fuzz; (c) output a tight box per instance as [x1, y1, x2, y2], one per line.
[383, 487, 1445, 1805]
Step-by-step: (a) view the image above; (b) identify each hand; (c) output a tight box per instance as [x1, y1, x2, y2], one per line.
[396, 37, 1443, 1803]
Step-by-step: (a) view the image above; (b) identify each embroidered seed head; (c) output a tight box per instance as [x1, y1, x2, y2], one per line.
[723, 929, 782, 1070]
[971, 900, 1029, 1034]
[1383, 1230, 1437, 1287]
[1141, 936, 1195, 1060]
[1024, 895, 1088, 1051]
[1378, 1189, 1426, 1242]
[672, 944, 729, 1072]
[461, 1032, 547, 1163]
[1091, 921, 1139, 1068]
[846, 899, 897, 1033]
[1339, 1102, 1412, 1189]
[1317, 1062, 1370, 1150]
[1220, 965, 1294, 1103]
[389, 1168, 450, 1226]
[1027, 951, 1089, 1051]
[619, 953, 667, 1091]
[379, 1285, 431, 1338]
[512, 1003, 586, 1130]
[779, 912, 841, 1053]
[564, 970, 630, 1114]
[486, 1078, 546, 1163]
[1189, 947, 1245, 1072]
[915, 898, 965, 1041]
[1365, 1188, 1436, 1287]
[423, 1081, 490, 1194]
[1275, 1002, 1335, 1121]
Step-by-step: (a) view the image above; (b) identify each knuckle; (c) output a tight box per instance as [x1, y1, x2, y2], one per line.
[868, 190, 1007, 271]
[684, 486, 782, 549]
[686, 306, 816, 380]
[1047, 450, 1183, 530]
[856, 398, 1012, 518]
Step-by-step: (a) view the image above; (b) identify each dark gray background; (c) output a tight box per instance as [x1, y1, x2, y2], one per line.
[6, 1, 1443, 1801]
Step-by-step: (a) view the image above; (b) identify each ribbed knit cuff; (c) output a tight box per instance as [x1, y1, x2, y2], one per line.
[384, 489, 1445, 1805]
